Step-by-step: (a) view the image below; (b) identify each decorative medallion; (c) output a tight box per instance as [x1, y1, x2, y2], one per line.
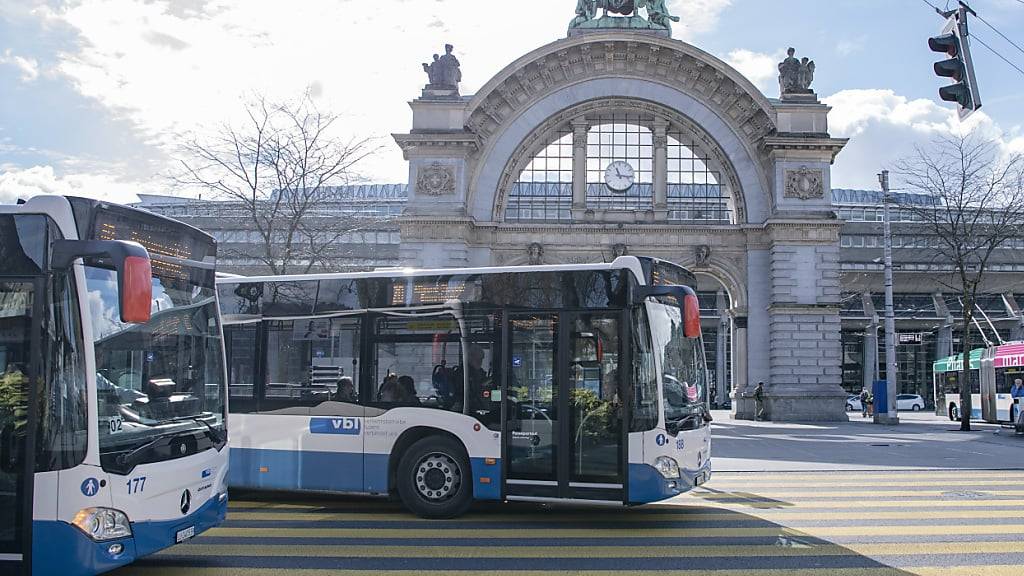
[784, 167, 824, 200]
[417, 162, 456, 196]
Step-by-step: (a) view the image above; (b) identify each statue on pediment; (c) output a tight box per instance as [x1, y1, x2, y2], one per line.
[779, 47, 815, 96]
[568, 0, 679, 36]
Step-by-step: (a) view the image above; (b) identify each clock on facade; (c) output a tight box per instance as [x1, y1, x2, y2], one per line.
[604, 161, 635, 193]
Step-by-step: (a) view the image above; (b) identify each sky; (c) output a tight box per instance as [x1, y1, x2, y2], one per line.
[0, 0, 1022, 205]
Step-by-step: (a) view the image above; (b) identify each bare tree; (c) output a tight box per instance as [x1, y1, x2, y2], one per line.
[176, 92, 381, 277]
[894, 133, 1024, 431]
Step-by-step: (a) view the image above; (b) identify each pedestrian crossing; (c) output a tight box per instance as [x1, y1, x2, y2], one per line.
[120, 469, 1024, 576]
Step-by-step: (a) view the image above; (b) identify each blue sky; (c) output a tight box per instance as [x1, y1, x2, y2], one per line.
[0, 0, 1022, 204]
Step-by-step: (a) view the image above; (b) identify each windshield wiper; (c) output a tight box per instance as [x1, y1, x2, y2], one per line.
[115, 430, 184, 469]
[667, 411, 709, 434]
[166, 415, 225, 444]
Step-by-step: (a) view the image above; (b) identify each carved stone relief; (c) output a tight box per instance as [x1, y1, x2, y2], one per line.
[417, 162, 457, 196]
[784, 166, 824, 200]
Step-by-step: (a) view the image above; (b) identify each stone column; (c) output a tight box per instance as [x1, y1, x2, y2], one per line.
[730, 313, 751, 419]
[715, 290, 730, 407]
[571, 118, 589, 219]
[652, 119, 669, 220]
[862, 324, 878, 393]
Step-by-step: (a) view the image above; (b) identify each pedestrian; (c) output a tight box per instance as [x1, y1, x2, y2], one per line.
[1011, 379, 1024, 400]
[859, 388, 870, 418]
[753, 381, 766, 421]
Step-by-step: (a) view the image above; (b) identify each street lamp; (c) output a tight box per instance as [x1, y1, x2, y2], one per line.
[877, 170, 899, 425]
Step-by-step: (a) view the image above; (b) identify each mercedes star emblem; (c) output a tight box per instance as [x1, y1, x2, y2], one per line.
[180, 489, 191, 515]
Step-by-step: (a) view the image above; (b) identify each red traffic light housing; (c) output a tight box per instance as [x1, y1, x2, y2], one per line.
[928, 7, 981, 119]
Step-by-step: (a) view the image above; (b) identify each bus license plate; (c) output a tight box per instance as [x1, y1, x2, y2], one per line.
[175, 526, 195, 543]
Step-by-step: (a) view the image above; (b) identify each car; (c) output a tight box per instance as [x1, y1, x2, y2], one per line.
[846, 395, 863, 412]
[896, 394, 925, 412]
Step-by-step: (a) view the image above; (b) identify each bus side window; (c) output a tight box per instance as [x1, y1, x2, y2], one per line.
[631, 308, 658, 432]
[225, 324, 259, 414]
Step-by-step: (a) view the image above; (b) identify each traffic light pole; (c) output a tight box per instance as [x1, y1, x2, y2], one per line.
[876, 170, 899, 426]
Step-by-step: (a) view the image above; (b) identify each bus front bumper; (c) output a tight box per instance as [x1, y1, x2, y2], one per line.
[32, 492, 227, 576]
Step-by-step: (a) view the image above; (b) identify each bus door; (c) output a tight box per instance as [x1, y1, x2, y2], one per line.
[504, 312, 625, 503]
[0, 278, 43, 575]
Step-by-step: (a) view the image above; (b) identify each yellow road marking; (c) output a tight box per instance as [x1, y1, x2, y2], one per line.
[162, 541, 1024, 558]
[126, 566, 1024, 576]
[695, 489, 1024, 498]
[225, 508, 1024, 522]
[705, 479, 1024, 488]
[207, 524, 1024, 538]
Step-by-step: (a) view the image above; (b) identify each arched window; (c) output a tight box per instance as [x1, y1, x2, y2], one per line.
[504, 114, 735, 224]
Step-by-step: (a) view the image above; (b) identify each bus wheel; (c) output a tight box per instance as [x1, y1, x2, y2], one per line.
[949, 405, 959, 421]
[397, 436, 473, 519]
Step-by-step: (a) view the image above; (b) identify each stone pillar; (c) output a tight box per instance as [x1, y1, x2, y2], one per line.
[393, 95, 478, 268]
[715, 290, 729, 407]
[730, 313, 751, 419]
[862, 324, 878, 393]
[652, 118, 669, 220]
[571, 118, 589, 218]
[762, 223, 848, 422]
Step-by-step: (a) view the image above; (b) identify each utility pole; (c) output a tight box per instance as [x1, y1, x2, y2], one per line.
[876, 170, 899, 425]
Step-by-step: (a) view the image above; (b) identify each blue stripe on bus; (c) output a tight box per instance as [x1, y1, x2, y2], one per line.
[229, 447, 502, 500]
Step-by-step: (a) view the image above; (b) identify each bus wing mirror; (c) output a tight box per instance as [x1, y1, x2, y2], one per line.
[634, 285, 702, 338]
[51, 240, 153, 324]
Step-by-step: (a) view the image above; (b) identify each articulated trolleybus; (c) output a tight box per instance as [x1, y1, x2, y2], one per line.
[0, 196, 228, 575]
[219, 256, 710, 518]
[934, 343, 1024, 424]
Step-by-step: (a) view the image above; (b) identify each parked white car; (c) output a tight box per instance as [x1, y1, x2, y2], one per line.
[846, 395, 863, 412]
[896, 394, 926, 411]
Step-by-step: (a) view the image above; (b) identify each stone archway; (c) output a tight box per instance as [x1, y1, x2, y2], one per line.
[393, 29, 851, 421]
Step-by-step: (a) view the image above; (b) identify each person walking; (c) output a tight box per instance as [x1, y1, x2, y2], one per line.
[753, 381, 766, 421]
[859, 388, 870, 418]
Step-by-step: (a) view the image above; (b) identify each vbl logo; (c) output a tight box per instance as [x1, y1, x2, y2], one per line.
[310, 417, 361, 435]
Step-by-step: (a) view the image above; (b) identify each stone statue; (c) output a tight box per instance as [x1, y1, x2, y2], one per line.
[570, 0, 596, 28]
[422, 44, 461, 94]
[644, 0, 680, 31]
[598, 0, 635, 16]
[527, 243, 544, 265]
[568, 0, 678, 35]
[695, 245, 711, 267]
[611, 243, 629, 258]
[422, 54, 441, 85]
[798, 57, 815, 91]
[438, 44, 461, 87]
[778, 47, 801, 94]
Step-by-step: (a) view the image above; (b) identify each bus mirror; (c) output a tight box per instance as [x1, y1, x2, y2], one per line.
[51, 240, 153, 323]
[121, 255, 153, 323]
[683, 294, 702, 339]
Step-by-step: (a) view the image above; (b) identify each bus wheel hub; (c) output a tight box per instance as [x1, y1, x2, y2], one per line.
[416, 453, 459, 500]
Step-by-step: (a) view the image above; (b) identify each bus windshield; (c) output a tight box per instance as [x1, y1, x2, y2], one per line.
[86, 264, 225, 455]
[647, 300, 707, 426]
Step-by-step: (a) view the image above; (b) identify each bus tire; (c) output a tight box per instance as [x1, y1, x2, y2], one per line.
[396, 436, 473, 519]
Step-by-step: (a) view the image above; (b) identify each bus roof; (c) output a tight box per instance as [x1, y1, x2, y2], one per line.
[991, 342, 1024, 369]
[933, 348, 984, 372]
[215, 256, 648, 285]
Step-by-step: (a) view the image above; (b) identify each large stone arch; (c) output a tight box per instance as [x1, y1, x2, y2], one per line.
[462, 32, 776, 224]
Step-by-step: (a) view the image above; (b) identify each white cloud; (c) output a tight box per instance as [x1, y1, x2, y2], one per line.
[668, 0, 732, 39]
[724, 48, 781, 93]
[824, 89, 1016, 189]
[0, 165, 146, 205]
[835, 36, 866, 57]
[0, 49, 40, 82]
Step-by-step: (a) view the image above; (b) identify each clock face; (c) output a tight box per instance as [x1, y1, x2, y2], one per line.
[604, 161, 635, 192]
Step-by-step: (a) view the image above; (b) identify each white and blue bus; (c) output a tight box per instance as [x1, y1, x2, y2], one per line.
[0, 196, 228, 575]
[218, 257, 710, 518]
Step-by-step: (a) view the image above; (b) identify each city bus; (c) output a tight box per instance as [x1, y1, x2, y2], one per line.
[0, 196, 228, 575]
[934, 344, 1021, 424]
[218, 257, 711, 518]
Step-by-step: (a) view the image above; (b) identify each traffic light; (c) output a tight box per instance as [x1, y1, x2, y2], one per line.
[928, 6, 982, 119]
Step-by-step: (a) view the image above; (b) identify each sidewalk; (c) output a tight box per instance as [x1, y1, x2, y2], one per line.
[710, 410, 1024, 473]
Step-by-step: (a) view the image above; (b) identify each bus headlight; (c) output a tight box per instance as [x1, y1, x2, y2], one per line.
[72, 507, 132, 541]
[653, 456, 681, 479]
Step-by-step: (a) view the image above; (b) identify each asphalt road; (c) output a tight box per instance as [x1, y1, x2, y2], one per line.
[116, 413, 1024, 575]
